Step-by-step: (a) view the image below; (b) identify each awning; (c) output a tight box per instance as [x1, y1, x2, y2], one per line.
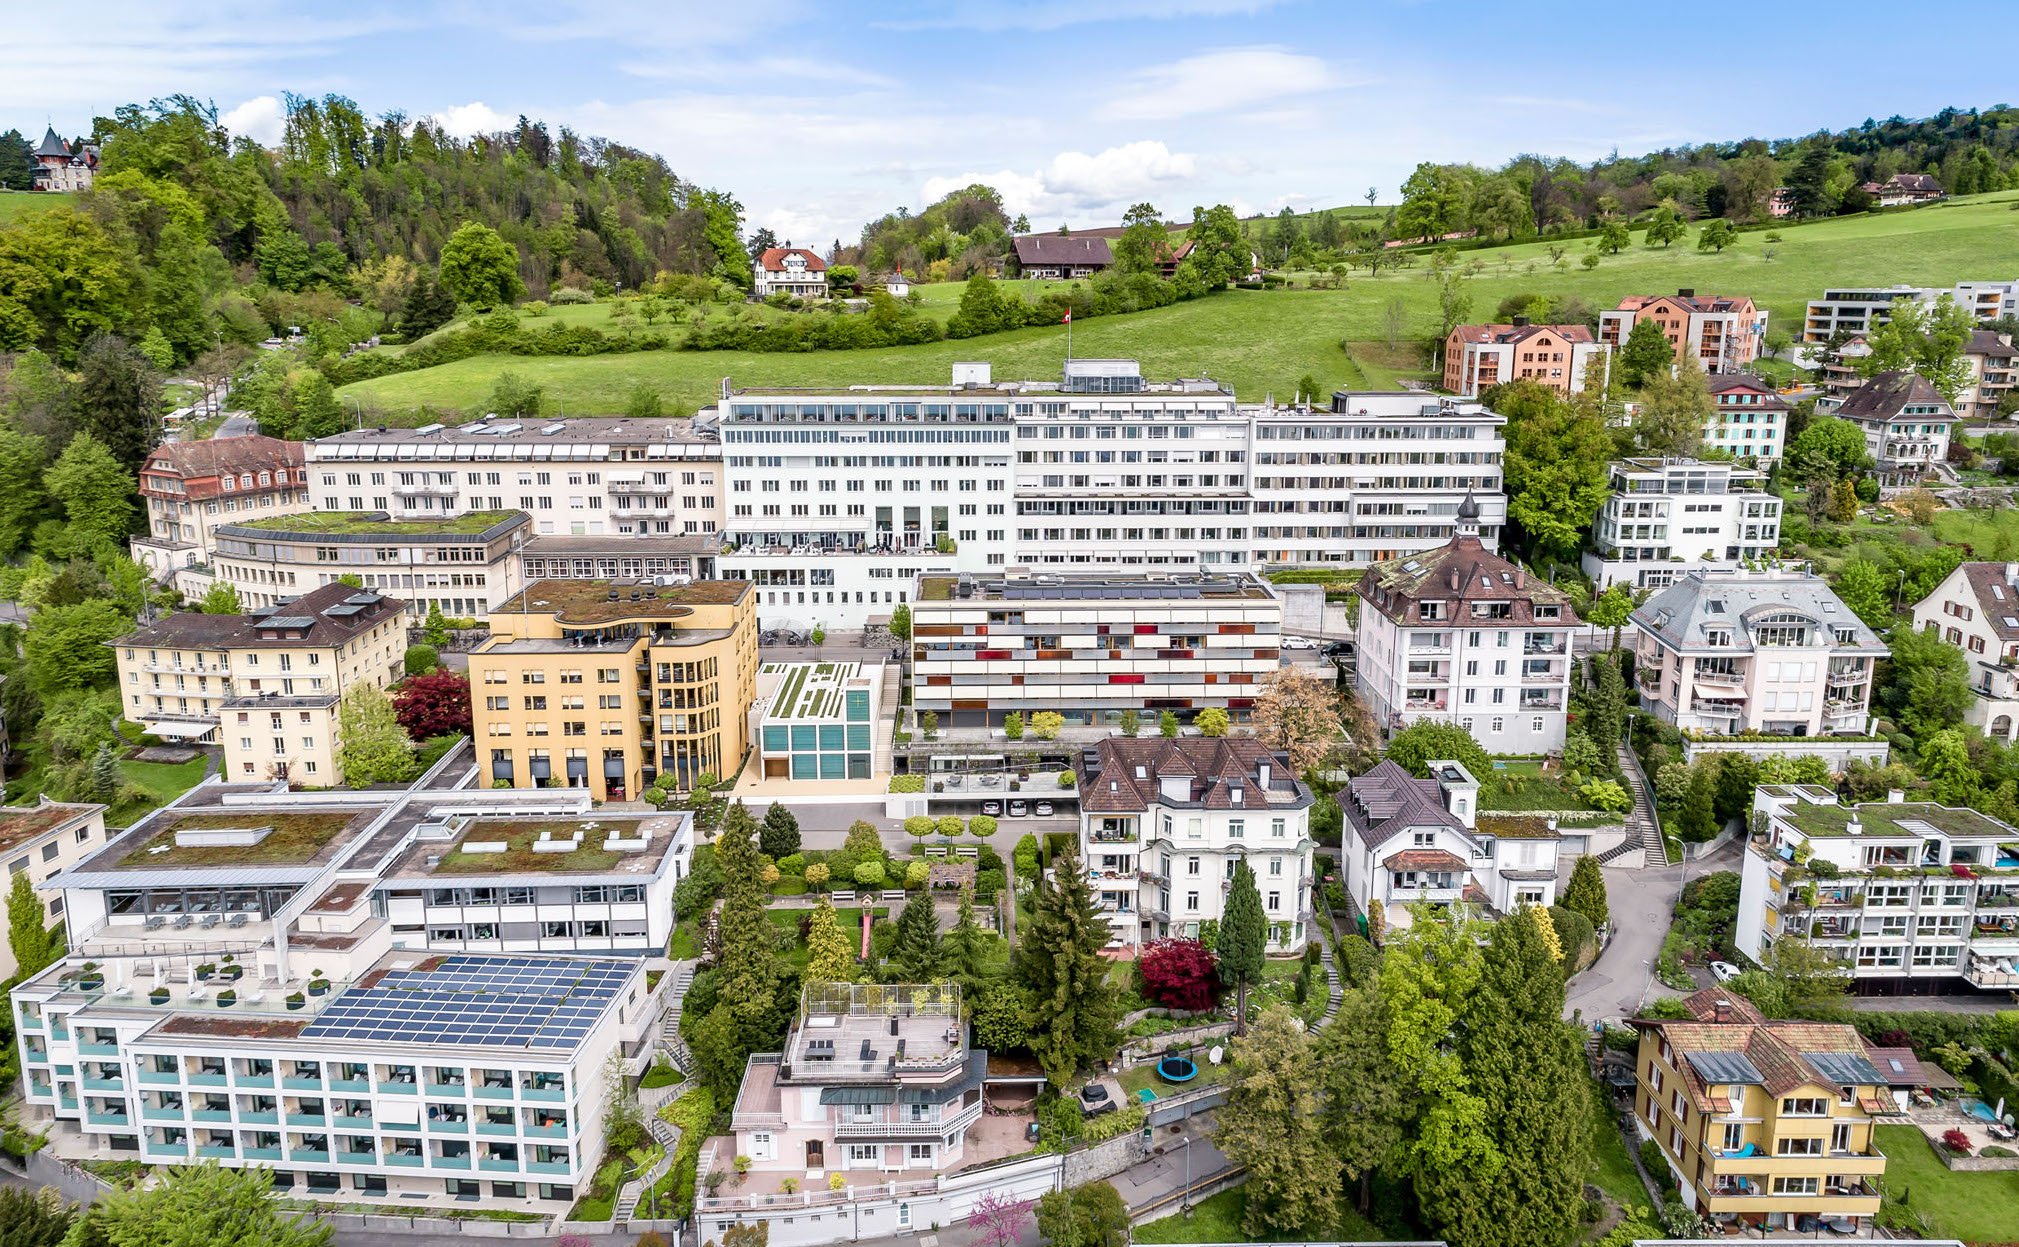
[529, 759, 552, 779]
[818, 1086, 896, 1106]
[603, 758, 625, 778]
[491, 761, 514, 780]
[140, 718, 217, 740]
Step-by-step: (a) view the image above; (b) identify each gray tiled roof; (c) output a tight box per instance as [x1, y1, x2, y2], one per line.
[1630, 570, 1887, 653]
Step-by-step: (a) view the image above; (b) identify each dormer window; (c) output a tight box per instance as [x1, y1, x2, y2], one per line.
[1419, 602, 1443, 622]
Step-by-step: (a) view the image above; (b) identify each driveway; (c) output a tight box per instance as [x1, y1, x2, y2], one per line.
[1563, 836, 1742, 1025]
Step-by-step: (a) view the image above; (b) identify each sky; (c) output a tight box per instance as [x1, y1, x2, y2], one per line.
[5, 1, 2009, 247]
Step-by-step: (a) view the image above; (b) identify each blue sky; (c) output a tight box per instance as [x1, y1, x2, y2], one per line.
[6, 1, 2007, 246]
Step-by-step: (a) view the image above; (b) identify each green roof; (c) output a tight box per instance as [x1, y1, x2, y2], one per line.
[120, 811, 365, 867]
[226, 510, 522, 537]
[1785, 800, 2015, 840]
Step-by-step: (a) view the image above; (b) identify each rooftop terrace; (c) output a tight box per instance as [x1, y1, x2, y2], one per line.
[222, 510, 524, 538]
[785, 983, 967, 1081]
[916, 571, 1272, 604]
[495, 578, 749, 624]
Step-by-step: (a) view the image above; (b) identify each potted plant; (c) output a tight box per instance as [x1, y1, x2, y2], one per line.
[780, 1176, 799, 1195]
[194, 963, 216, 981]
[220, 955, 243, 982]
[76, 963, 104, 991]
[307, 971, 331, 997]
[217, 988, 238, 1008]
[286, 992, 305, 1011]
[149, 985, 171, 1006]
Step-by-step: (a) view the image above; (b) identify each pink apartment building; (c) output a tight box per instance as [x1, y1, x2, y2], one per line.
[1598, 291, 1768, 374]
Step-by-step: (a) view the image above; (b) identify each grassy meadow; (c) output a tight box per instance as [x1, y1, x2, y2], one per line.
[337, 191, 2019, 417]
[0, 191, 71, 224]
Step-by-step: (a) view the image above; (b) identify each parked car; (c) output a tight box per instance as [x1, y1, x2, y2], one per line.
[1009, 800, 1029, 817]
[981, 800, 1002, 816]
[1280, 634, 1318, 649]
[1034, 801, 1055, 817]
[1711, 960, 1742, 983]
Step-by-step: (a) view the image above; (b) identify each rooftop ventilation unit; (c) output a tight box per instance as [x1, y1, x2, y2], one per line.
[414, 423, 444, 435]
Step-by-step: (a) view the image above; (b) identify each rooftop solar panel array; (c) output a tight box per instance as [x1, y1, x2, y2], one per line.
[1685, 1050, 1765, 1086]
[302, 955, 631, 1052]
[1804, 1050, 1885, 1087]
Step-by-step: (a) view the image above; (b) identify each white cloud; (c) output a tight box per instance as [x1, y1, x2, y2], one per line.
[220, 96, 286, 147]
[877, 0, 1282, 32]
[1101, 46, 1344, 121]
[430, 101, 515, 138]
[922, 140, 1201, 228]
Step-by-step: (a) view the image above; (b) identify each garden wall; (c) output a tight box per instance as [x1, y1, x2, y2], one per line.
[1679, 738, 1890, 770]
[695, 1153, 1063, 1247]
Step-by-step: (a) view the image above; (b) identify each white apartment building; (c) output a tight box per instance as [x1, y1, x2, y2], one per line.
[0, 801, 108, 979]
[1078, 737, 1314, 952]
[306, 417, 724, 540]
[1631, 568, 1887, 739]
[1835, 372, 1957, 486]
[1800, 281, 2019, 344]
[211, 513, 529, 618]
[1584, 458, 1783, 589]
[1339, 758, 1559, 930]
[1739, 784, 2019, 993]
[1247, 392, 1507, 568]
[10, 763, 689, 1207]
[1910, 561, 2019, 742]
[1353, 496, 1579, 755]
[909, 571, 1284, 729]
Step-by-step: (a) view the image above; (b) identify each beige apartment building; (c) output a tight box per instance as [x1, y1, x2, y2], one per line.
[0, 800, 108, 977]
[211, 512, 529, 618]
[113, 583, 408, 785]
[1442, 321, 1606, 396]
[471, 580, 758, 799]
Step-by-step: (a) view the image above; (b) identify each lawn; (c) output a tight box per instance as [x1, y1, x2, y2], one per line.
[763, 905, 883, 970]
[0, 193, 70, 225]
[1117, 1054, 1226, 1102]
[341, 191, 2019, 417]
[1585, 1083, 1646, 1210]
[1132, 1186, 1390, 1244]
[1477, 759, 1605, 813]
[108, 757, 211, 826]
[121, 810, 361, 867]
[1874, 1123, 2019, 1244]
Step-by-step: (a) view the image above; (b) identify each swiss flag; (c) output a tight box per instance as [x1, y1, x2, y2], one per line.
[1062, 309, 1072, 324]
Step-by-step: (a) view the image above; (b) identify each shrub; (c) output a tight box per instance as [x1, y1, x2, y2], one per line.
[854, 860, 887, 888]
[1012, 834, 1040, 882]
[975, 868, 1005, 899]
[1942, 1128, 1972, 1155]
[1984, 1145, 2017, 1158]
[403, 644, 440, 675]
[1138, 938, 1220, 1012]
[551, 286, 594, 304]
[1058, 771, 1076, 789]
[777, 853, 805, 875]
[888, 774, 925, 793]
[904, 859, 930, 888]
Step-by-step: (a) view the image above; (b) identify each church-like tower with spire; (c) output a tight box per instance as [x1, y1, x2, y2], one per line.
[1349, 490, 1581, 755]
[28, 127, 96, 193]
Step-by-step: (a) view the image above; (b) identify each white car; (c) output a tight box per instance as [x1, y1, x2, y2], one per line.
[1710, 960, 1742, 983]
[1035, 801, 1055, 817]
[1280, 635, 1318, 650]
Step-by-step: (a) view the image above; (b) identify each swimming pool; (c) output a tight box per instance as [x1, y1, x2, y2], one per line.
[1960, 1096, 2002, 1123]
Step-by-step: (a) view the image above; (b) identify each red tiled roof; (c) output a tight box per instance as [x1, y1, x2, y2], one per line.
[1079, 737, 1306, 814]
[755, 247, 827, 273]
[1449, 323, 1595, 346]
[1382, 848, 1468, 871]
[140, 435, 303, 501]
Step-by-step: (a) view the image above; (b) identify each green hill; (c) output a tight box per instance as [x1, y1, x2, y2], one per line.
[339, 190, 2019, 417]
[0, 192, 71, 224]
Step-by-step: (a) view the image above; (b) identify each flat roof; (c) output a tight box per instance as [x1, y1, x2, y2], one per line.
[761, 661, 877, 724]
[496, 578, 750, 621]
[0, 803, 98, 855]
[312, 416, 714, 448]
[301, 953, 635, 1052]
[410, 816, 682, 878]
[114, 810, 370, 869]
[917, 571, 1273, 603]
[1781, 800, 2016, 840]
[522, 535, 720, 557]
[220, 511, 526, 539]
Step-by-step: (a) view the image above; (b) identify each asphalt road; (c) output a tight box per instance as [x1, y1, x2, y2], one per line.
[1563, 836, 1741, 1026]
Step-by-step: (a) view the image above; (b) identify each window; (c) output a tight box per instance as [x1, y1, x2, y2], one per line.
[1771, 1176, 1819, 1195]
[1780, 1097, 1827, 1117]
[1776, 1137, 1822, 1156]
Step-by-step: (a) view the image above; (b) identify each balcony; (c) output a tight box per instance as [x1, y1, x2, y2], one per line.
[433, 1154, 472, 1170]
[1693, 668, 1747, 687]
[390, 482, 458, 498]
[1519, 669, 1561, 685]
[1401, 699, 1448, 713]
[145, 1141, 189, 1160]
[85, 1110, 129, 1127]
[384, 1152, 425, 1168]
[475, 1120, 517, 1137]
[1705, 1148, 1885, 1178]
[519, 1083, 566, 1103]
[479, 1157, 521, 1173]
[525, 1160, 571, 1176]
[523, 1121, 568, 1139]
[1522, 639, 1566, 656]
[242, 1146, 283, 1162]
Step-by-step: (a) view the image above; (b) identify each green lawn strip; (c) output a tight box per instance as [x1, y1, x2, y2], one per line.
[1131, 1186, 1390, 1243]
[342, 192, 2019, 416]
[1875, 1123, 2019, 1243]
[1585, 1081, 1646, 1209]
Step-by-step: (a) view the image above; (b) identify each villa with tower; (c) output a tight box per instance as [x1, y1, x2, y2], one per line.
[28, 127, 95, 192]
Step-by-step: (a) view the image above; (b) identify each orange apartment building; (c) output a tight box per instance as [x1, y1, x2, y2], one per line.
[1442, 321, 1607, 397]
[1599, 291, 1769, 374]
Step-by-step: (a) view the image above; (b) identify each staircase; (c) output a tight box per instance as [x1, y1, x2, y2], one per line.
[1597, 743, 1654, 867]
[1317, 936, 1344, 1026]
[616, 1073, 690, 1223]
[658, 960, 698, 1074]
[874, 663, 903, 777]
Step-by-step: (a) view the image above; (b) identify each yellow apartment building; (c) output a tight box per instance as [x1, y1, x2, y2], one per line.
[472, 580, 757, 800]
[112, 583, 408, 786]
[0, 800, 108, 976]
[1632, 988, 1887, 1233]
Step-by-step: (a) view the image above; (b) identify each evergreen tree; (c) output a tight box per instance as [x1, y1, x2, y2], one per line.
[1318, 984, 1409, 1214]
[759, 803, 801, 859]
[713, 802, 786, 1051]
[396, 270, 459, 340]
[71, 334, 160, 474]
[1562, 854, 1610, 929]
[1584, 653, 1626, 763]
[1214, 1007, 1340, 1237]
[1415, 907, 1592, 1247]
[89, 742, 121, 803]
[1619, 317, 1675, 386]
[1680, 758, 1720, 842]
[1013, 843, 1119, 1086]
[943, 889, 991, 999]
[803, 899, 855, 985]
[886, 891, 946, 982]
[1216, 861, 1266, 1034]
[7, 870, 57, 979]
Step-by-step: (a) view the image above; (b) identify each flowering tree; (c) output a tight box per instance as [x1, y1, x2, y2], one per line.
[392, 671, 472, 738]
[1138, 937, 1220, 1012]
[968, 1191, 1032, 1247]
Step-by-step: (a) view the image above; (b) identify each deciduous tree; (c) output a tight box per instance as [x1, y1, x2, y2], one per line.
[1383, 720, 1491, 778]
[336, 684, 417, 784]
[1137, 937, 1219, 1012]
[391, 671, 472, 739]
[1032, 1182, 1129, 1247]
[197, 582, 242, 614]
[83, 1160, 331, 1247]
[7, 870, 59, 979]
[438, 221, 524, 308]
[46, 430, 136, 554]
[1253, 665, 1343, 772]
[1497, 380, 1613, 564]
[1833, 559, 1893, 629]
[1618, 317, 1674, 386]
[1632, 358, 1712, 457]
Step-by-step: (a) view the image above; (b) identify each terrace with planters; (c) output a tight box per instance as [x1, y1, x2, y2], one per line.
[412, 815, 685, 877]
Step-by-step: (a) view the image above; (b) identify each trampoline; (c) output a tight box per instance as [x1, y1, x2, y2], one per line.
[1157, 1054, 1199, 1083]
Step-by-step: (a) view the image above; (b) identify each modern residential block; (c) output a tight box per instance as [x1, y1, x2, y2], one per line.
[1910, 561, 2019, 742]
[756, 661, 885, 781]
[909, 570, 1283, 730]
[1583, 458, 1783, 589]
[1338, 759, 1559, 930]
[113, 583, 407, 784]
[1630, 988, 1886, 1231]
[1077, 736, 1314, 951]
[1630, 569, 1886, 740]
[1800, 281, 2019, 344]
[211, 512, 530, 618]
[1833, 371, 1957, 486]
[727, 983, 985, 1178]
[130, 436, 310, 590]
[1353, 495, 1579, 755]
[470, 579, 758, 796]
[1599, 291, 1768, 373]
[1442, 321, 1606, 396]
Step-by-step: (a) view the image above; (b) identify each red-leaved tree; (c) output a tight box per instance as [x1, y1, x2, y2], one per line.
[967, 1191, 1031, 1247]
[1138, 937, 1220, 1012]
[392, 671, 472, 739]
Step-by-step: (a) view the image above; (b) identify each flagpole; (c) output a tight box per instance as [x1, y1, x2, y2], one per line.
[1065, 308, 1072, 366]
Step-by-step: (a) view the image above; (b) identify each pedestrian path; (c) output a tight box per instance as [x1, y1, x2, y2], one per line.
[659, 960, 698, 1074]
[1597, 742, 1654, 867]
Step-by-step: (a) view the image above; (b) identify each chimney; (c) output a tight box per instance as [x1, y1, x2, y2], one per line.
[1258, 762, 1271, 787]
[1677, 288, 1695, 299]
[1511, 315, 1530, 328]
[1449, 568, 1461, 591]
[1713, 998, 1732, 1023]
[2006, 563, 2019, 588]
[1514, 568, 1526, 589]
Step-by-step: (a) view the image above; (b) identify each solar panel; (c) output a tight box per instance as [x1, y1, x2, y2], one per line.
[1685, 1050, 1765, 1086]
[262, 616, 316, 629]
[324, 604, 364, 617]
[302, 955, 631, 1051]
[1804, 1051, 1884, 1087]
